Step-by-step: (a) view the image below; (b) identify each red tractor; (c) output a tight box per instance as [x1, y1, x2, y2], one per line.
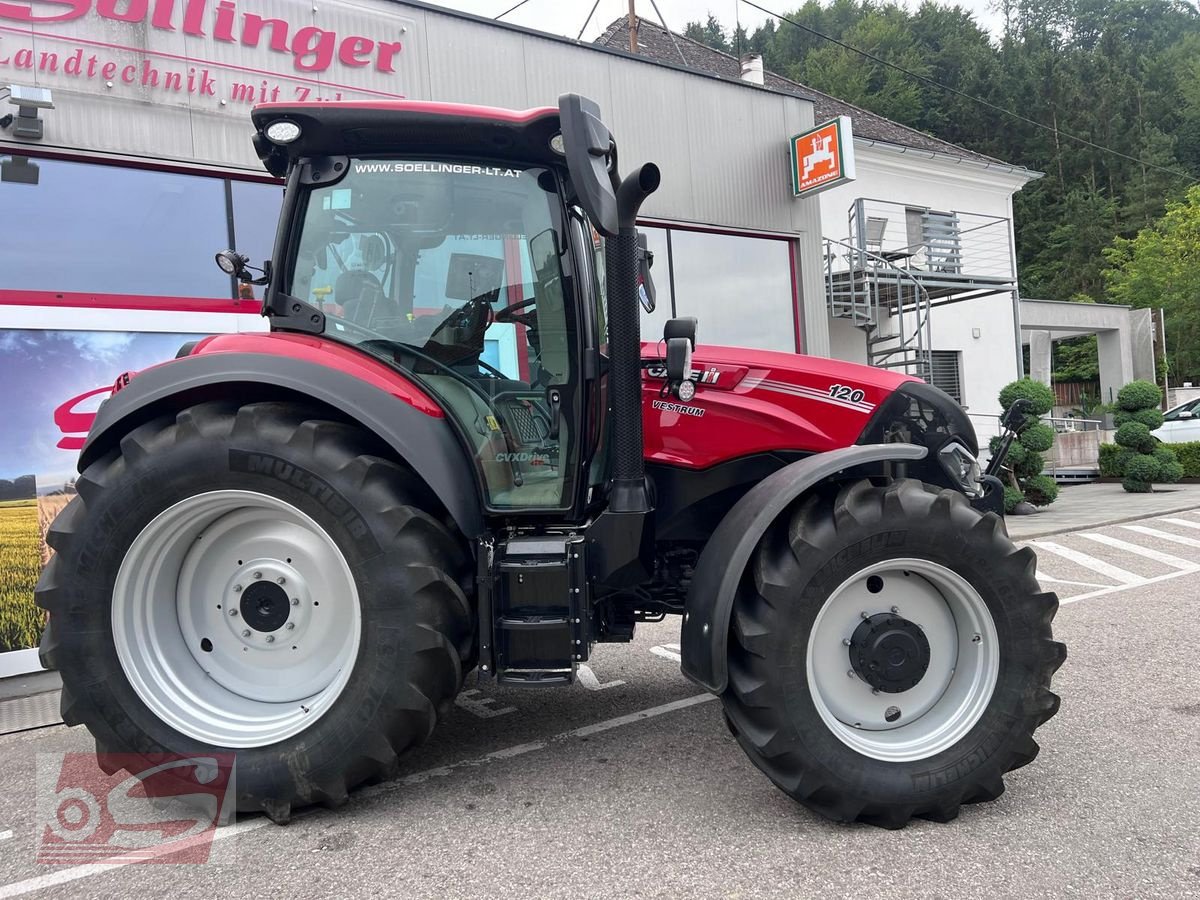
[38, 96, 1064, 828]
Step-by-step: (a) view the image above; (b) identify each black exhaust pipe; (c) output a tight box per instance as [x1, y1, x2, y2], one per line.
[605, 162, 660, 514]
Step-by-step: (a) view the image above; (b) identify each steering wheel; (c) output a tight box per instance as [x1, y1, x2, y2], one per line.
[495, 296, 538, 328]
[428, 294, 494, 345]
[327, 315, 500, 407]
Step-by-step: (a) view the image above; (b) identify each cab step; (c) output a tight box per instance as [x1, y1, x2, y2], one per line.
[477, 534, 589, 686]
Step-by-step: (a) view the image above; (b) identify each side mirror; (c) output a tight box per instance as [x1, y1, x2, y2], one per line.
[558, 93, 619, 237]
[1000, 397, 1034, 433]
[637, 231, 656, 313]
[665, 336, 694, 401]
[1179, 410, 1194, 420]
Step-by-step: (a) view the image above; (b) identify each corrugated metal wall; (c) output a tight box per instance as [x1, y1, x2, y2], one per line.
[0, 0, 828, 351]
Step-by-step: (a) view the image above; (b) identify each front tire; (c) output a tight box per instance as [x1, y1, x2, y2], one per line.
[722, 478, 1065, 828]
[36, 401, 473, 822]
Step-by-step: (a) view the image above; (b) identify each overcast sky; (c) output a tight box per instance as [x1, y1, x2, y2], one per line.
[423, 0, 1005, 43]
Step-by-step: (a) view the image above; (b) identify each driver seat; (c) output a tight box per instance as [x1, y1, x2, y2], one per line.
[337, 270, 387, 327]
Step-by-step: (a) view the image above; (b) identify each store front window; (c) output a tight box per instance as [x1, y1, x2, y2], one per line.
[0, 154, 280, 302]
[636, 224, 797, 352]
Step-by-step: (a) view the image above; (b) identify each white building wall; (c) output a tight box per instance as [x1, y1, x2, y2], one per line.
[817, 143, 1038, 418]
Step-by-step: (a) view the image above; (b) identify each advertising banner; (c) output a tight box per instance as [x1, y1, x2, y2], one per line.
[0, 329, 201, 660]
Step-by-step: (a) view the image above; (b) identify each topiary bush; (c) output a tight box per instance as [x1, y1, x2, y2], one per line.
[992, 378, 1057, 510]
[1113, 380, 1179, 493]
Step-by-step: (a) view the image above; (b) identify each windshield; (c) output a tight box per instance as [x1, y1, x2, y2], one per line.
[287, 159, 579, 511]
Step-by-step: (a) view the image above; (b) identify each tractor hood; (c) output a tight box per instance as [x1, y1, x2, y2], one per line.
[640, 343, 977, 469]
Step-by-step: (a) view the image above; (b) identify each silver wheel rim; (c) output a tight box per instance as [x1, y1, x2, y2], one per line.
[805, 558, 999, 762]
[112, 490, 361, 748]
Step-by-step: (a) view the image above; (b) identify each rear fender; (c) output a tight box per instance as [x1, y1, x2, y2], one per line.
[679, 444, 928, 693]
[79, 351, 485, 538]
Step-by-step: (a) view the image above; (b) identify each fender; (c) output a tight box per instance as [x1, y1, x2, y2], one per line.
[79, 351, 485, 538]
[679, 443, 928, 693]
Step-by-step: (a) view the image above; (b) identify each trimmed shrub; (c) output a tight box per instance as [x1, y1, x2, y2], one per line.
[993, 379, 1058, 509]
[1116, 380, 1162, 411]
[1112, 407, 1165, 430]
[1115, 422, 1156, 454]
[1123, 477, 1152, 493]
[1023, 474, 1060, 506]
[1021, 422, 1056, 453]
[1153, 446, 1184, 484]
[1175, 442, 1200, 478]
[1124, 453, 1159, 483]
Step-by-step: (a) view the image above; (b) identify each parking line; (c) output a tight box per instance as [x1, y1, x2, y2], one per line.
[1029, 540, 1145, 585]
[1075, 532, 1199, 571]
[1060, 566, 1197, 605]
[1033, 573, 1110, 589]
[1159, 517, 1200, 531]
[650, 645, 682, 662]
[1119, 524, 1200, 550]
[0, 831, 11, 842]
[0, 692, 718, 898]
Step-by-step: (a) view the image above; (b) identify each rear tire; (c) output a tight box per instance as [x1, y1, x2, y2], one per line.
[722, 478, 1065, 828]
[36, 401, 473, 822]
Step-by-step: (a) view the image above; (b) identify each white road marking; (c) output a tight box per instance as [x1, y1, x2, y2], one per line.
[650, 644, 682, 662]
[1119, 524, 1200, 550]
[1034, 573, 1110, 589]
[1075, 532, 1198, 571]
[1159, 517, 1200, 531]
[1029, 540, 1146, 585]
[1059, 566, 1198, 605]
[454, 689, 516, 719]
[0, 692, 718, 898]
[575, 664, 626, 691]
[0, 831, 11, 842]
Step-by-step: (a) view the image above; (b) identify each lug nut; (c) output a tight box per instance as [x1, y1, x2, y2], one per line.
[847, 669, 856, 679]
[233, 585, 243, 594]
[266, 635, 276, 644]
[890, 605, 899, 614]
[241, 629, 251, 638]
[276, 577, 286, 585]
[285, 622, 296, 631]
[253, 571, 262, 580]
[291, 598, 300, 606]
[860, 611, 869, 620]
[842, 638, 851, 646]
[229, 609, 238, 617]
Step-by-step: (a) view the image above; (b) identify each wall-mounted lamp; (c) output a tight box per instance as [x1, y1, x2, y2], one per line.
[0, 84, 54, 141]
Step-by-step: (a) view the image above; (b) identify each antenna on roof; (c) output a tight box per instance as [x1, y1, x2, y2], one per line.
[646, 0, 687, 65]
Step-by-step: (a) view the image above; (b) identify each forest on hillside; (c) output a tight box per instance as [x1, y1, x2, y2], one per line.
[684, 1, 1200, 383]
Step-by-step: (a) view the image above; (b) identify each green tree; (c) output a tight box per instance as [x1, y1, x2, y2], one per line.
[1104, 185, 1200, 382]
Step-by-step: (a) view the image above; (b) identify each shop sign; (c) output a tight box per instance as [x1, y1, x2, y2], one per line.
[789, 116, 856, 197]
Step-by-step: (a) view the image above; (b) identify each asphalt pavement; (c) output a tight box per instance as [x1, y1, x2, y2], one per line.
[0, 510, 1198, 898]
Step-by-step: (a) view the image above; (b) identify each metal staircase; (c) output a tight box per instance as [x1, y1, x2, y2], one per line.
[824, 236, 933, 380]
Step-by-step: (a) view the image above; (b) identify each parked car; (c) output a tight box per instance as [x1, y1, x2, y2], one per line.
[1152, 397, 1200, 443]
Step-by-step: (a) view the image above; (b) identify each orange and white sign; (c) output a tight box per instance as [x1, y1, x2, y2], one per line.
[790, 116, 856, 197]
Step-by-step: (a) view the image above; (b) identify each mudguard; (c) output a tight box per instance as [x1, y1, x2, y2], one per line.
[79, 351, 485, 538]
[679, 443, 928, 693]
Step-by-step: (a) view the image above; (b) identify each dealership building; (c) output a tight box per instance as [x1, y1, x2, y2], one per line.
[0, 0, 1034, 675]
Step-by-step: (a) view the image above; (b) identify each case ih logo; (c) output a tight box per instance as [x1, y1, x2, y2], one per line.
[790, 116, 857, 197]
[37, 753, 234, 865]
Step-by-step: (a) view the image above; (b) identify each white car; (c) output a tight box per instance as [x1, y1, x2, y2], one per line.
[1152, 397, 1200, 444]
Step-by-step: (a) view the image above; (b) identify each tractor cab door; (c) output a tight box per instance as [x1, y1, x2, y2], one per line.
[285, 160, 590, 515]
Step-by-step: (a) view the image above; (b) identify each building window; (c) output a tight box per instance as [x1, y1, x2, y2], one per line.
[0, 155, 231, 299]
[638, 226, 797, 352]
[930, 350, 963, 404]
[231, 180, 284, 275]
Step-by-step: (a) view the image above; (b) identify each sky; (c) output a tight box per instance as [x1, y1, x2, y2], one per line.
[422, 0, 1005, 44]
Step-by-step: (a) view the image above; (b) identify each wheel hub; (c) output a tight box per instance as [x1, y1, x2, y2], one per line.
[849, 613, 931, 693]
[240, 581, 291, 633]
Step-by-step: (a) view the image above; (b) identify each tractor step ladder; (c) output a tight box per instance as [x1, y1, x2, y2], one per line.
[486, 535, 588, 686]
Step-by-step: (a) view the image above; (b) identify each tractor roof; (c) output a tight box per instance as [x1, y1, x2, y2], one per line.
[250, 100, 562, 177]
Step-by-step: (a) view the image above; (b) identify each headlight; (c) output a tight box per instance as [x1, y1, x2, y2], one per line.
[937, 441, 981, 496]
